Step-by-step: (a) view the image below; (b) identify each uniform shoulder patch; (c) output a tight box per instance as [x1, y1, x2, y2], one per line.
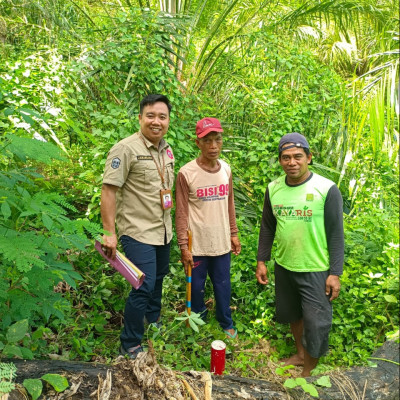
[111, 157, 121, 169]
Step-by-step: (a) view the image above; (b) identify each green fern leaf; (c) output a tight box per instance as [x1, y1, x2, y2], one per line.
[0, 362, 16, 380]
[51, 195, 78, 212]
[0, 232, 46, 272]
[0, 381, 15, 394]
[76, 219, 103, 238]
[5, 134, 66, 164]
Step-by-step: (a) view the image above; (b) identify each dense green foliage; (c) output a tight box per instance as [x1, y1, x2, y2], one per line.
[0, 0, 398, 379]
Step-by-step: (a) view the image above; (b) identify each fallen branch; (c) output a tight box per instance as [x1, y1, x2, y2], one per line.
[202, 371, 212, 400]
[181, 378, 199, 400]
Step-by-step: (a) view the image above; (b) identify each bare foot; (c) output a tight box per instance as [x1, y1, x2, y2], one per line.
[281, 353, 304, 366]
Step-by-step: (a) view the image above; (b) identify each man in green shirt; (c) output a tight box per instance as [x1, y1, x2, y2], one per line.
[256, 132, 344, 376]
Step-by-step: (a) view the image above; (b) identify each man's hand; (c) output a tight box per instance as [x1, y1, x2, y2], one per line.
[256, 261, 269, 285]
[325, 274, 341, 301]
[102, 233, 118, 260]
[181, 249, 194, 275]
[100, 183, 119, 259]
[231, 236, 241, 256]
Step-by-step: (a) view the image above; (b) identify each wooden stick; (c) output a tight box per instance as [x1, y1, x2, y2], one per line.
[186, 230, 193, 327]
[181, 378, 199, 400]
[202, 371, 212, 400]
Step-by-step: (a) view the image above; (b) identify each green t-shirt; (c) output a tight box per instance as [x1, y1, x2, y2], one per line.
[268, 173, 335, 272]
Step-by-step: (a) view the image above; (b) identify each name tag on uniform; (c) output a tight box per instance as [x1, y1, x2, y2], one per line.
[137, 155, 153, 160]
[160, 189, 173, 210]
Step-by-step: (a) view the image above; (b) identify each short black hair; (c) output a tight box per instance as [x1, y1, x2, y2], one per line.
[278, 146, 310, 159]
[140, 94, 172, 115]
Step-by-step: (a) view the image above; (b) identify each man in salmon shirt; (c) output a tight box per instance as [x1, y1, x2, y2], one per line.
[175, 117, 241, 339]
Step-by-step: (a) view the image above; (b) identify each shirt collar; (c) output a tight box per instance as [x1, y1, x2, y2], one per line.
[139, 131, 168, 151]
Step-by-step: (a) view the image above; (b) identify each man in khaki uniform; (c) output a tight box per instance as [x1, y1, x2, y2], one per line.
[101, 94, 174, 359]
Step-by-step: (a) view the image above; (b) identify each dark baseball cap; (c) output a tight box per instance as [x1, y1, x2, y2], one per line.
[279, 132, 310, 152]
[279, 132, 313, 164]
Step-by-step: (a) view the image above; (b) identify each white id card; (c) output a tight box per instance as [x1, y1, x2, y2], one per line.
[160, 189, 173, 210]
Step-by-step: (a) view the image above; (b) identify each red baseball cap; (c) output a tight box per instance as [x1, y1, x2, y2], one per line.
[195, 118, 223, 138]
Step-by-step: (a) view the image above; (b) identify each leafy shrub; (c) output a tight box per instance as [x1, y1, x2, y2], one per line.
[0, 105, 101, 358]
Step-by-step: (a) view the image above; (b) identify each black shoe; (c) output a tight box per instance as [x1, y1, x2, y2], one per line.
[120, 344, 144, 360]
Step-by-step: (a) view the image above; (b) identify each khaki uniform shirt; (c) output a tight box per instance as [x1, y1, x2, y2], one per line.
[103, 132, 175, 245]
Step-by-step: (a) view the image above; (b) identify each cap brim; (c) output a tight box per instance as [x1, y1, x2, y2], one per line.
[279, 143, 310, 152]
[197, 127, 223, 138]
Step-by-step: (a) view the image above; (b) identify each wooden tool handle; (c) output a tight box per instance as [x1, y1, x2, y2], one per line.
[188, 229, 193, 252]
[186, 229, 193, 324]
